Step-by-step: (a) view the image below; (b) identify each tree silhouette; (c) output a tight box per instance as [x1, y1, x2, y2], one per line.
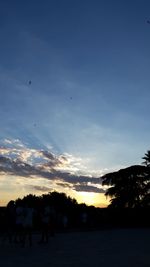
[141, 150, 150, 206]
[142, 150, 150, 167]
[101, 164, 149, 208]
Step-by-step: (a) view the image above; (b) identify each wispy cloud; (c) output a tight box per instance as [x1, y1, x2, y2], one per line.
[27, 185, 52, 192]
[0, 139, 104, 194]
[73, 185, 105, 193]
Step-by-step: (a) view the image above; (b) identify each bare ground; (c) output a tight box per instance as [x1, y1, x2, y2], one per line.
[0, 228, 150, 267]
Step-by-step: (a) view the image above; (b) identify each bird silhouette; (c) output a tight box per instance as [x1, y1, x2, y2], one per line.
[147, 20, 150, 24]
[29, 80, 32, 85]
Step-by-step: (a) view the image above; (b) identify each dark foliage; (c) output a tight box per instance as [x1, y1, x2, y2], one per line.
[101, 151, 150, 208]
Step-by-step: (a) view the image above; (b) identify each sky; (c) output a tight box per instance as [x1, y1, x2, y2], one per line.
[0, 0, 150, 207]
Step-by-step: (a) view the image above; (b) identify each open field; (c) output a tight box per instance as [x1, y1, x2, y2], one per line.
[0, 228, 150, 267]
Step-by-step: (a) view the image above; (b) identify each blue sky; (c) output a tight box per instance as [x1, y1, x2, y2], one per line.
[0, 0, 150, 206]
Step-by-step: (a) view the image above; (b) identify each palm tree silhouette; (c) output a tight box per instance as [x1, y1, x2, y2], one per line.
[142, 150, 150, 167]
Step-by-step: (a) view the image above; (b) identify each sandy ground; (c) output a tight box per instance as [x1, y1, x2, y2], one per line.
[0, 228, 150, 267]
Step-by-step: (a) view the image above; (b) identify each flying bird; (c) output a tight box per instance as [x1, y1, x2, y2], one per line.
[147, 20, 150, 24]
[28, 80, 32, 85]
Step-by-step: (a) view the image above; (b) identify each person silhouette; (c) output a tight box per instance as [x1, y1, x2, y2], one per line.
[22, 204, 34, 247]
[6, 201, 16, 244]
[14, 202, 24, 245]
[39, 205, 51, 244]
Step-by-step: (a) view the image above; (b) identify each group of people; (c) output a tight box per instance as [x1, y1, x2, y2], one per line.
[0, 201, 89, 247]
[2, 201, 56, 247]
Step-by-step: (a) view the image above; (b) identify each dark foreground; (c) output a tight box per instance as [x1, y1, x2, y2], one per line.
[0, 228, 150, 267]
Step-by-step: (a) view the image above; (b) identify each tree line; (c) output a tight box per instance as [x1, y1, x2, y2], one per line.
[0, 150, 150, 232]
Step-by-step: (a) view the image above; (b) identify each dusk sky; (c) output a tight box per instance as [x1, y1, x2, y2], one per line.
[1, 0, 150, 207]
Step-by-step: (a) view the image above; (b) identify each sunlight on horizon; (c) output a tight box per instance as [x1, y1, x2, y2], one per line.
[73, 191, 109, 208]
[0, 139, 109, 208]
[1, 0, 150, 209]
[0, 189, 109, 208]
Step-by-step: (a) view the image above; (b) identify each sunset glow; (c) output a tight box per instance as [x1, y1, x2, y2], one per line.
[1, 1, 150, 207]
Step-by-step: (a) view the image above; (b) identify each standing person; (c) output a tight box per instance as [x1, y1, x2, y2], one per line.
[6, 201, 16, 244]
[0, 208, 7, 244]
[80, 209, 88, 230]
[22, 205, 34, 247]
[39, 205, 50, 244]
[14, 202, 24, 244]
[50, 205, 56, 237]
